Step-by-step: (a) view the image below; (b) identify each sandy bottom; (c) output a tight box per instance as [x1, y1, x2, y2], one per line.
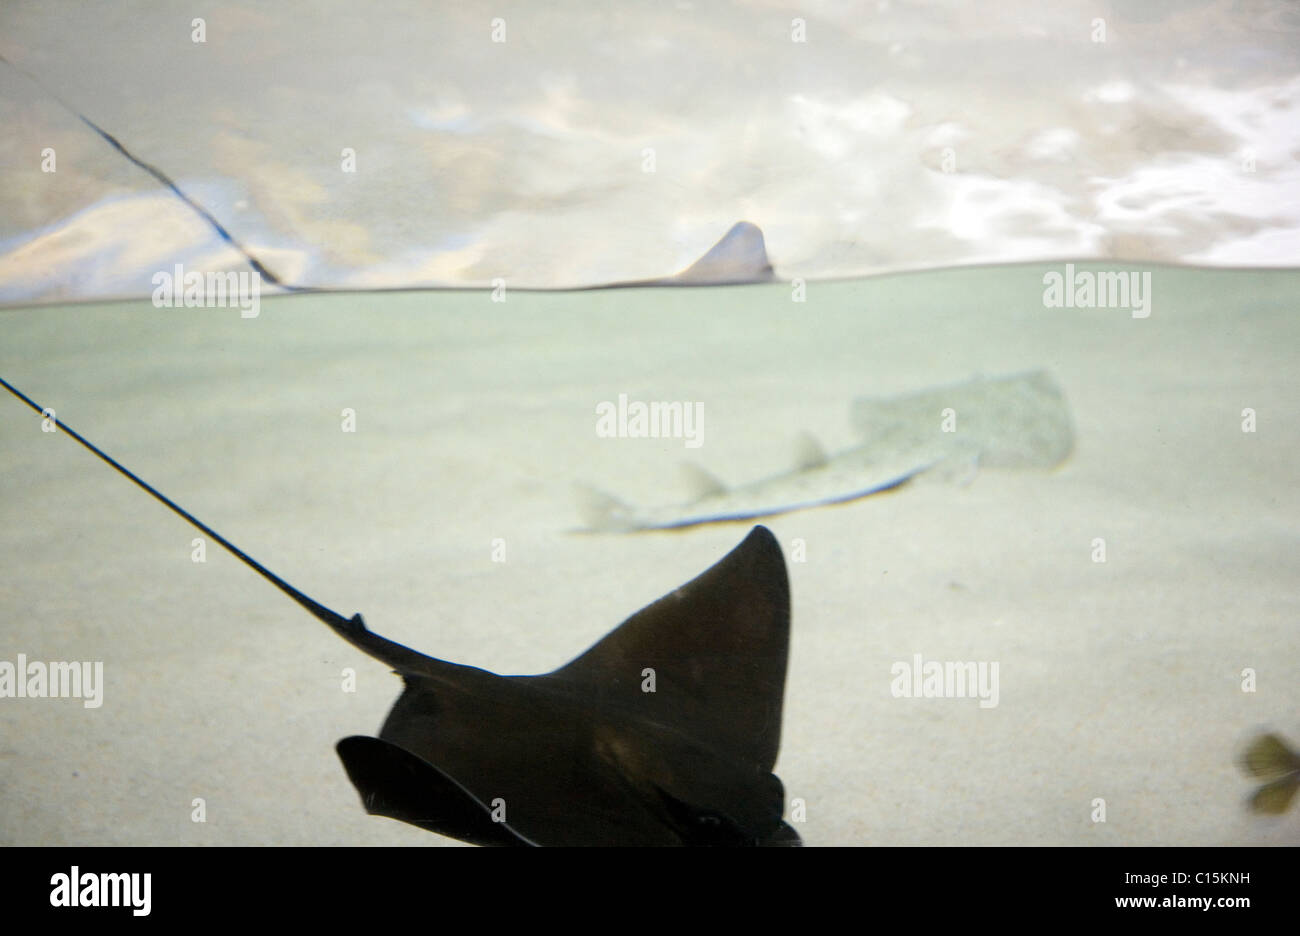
[1, 263, 1296, 845]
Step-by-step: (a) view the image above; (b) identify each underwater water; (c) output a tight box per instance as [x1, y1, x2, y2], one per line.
[1, 0, 1297, 848]
[0, 262, 1295, 845]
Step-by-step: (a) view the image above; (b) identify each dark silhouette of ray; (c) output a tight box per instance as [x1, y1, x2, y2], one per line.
[1, 376, 800, 846]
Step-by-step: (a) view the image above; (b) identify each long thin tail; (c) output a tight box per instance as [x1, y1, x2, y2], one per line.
[0, 52, 290, 289]
[3, 376, 487, 681]
[1, 375, 354, 631]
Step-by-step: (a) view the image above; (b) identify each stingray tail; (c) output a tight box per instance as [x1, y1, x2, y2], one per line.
[0, 374, 359, 633]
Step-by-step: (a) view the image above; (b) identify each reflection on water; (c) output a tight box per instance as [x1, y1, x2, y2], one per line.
[1, 0, 1298, 302]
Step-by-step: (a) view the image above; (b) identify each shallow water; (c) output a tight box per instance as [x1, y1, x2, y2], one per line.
[1, 262, 1295, 844]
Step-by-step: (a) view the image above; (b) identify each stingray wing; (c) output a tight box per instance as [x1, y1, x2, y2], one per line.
[548, 525, 791, 774]
[336, 735, 532, 846]
[338, 525, 797, 845]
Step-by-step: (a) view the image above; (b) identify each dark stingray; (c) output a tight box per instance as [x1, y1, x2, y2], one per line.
[1, 377, 800, 846]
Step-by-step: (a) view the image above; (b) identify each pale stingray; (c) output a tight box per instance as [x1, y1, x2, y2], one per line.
[578, 370, 1074, 532]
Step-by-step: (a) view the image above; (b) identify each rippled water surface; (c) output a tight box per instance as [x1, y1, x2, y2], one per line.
[1, 0, 1297, 301]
